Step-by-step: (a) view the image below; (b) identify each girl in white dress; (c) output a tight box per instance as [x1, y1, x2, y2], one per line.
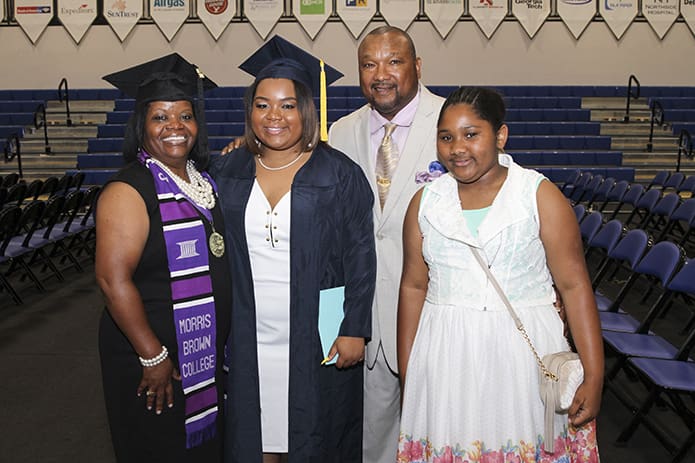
[397, 87, 603, 462]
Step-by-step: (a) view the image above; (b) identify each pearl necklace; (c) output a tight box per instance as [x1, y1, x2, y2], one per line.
[256, 152, 304, 171]
[151, 158, 216, 210]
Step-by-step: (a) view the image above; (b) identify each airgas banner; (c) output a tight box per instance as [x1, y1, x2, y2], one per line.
[380, 0, 419, 31]
[150, 0, 189, 41]
[104, 0, 142, 42]
[557, 0, 596, 39]
[198, 0, 235, 40]
[599, 0, 637, 39]
[424, 0, 463, 39]
[293, 0, 330, 39]
[245, 0, 283, 39]
[14, 0, 52, 44]
[336, 0, 375, 39]
[58, 0, 97, 44]
[469, 0, 508, 39]
[512, 0, 551, 38]
[642, 0, 679, 39]
[682, 0, 695, 36]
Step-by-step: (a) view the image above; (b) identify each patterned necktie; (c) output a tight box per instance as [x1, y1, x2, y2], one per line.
[375, 122, 399, 209]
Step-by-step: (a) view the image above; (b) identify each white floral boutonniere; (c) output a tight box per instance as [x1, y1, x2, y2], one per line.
[415, 161, 447, 184]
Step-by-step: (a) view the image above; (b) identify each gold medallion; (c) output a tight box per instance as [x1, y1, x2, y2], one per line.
[209, 231, 225, 258]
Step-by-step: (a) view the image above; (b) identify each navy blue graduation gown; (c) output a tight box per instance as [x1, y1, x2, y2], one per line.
[210, 144, 376, 463]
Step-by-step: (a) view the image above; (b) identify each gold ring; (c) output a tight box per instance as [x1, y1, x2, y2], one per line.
[146, 391, 156, 397]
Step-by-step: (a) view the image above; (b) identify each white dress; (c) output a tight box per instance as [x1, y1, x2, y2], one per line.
[245, 180, 291, 452]
[398, 155, 599, 462]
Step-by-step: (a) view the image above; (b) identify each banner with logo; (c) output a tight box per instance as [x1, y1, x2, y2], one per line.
[14, 0, 52, 44]
[380, 0, 419, 30]
[642, 0, 679, 38]
[104, 0, 142, 41]
[336, 0, 376, 39]
[557, 0, 596, 39]
[150, 0, 189, 41]
[512, 0, 550, 38]
[424, 0, 463, 38]
[245, 0, 283, 39]
[58, 0, 96, 43]
[293, 0, 331, 39]
[469, 0, 507, 38]
[599, 0, 637, 39]
[198, 0, 235, 40]
[682, 0, 695, 36]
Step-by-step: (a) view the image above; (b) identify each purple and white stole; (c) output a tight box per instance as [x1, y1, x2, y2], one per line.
[139, 150, 219, 448]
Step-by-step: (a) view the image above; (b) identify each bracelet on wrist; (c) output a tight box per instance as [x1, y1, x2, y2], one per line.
[139, 345, 168, 367]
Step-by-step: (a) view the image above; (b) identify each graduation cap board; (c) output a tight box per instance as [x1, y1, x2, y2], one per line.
[239, 35, 343, 141]
[102, 53, 217, 106]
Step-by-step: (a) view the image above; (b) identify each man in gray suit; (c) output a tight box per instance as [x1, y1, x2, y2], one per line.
[328, 26, 445, 463]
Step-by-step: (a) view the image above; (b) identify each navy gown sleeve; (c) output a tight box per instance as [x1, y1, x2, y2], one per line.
[338, 163, 376, 340]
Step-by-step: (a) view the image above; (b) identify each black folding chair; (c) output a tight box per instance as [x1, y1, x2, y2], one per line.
[614, 260, 695, 463]
[0, 206, 23, 304]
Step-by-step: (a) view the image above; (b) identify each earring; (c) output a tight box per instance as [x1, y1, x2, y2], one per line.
[307, 142, 313, 149]
[255, 138, 261, 148]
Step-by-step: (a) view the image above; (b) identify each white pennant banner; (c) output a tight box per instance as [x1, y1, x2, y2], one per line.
[557, 0, 596, 39]
[336, 0, 376, 39]
[245, 0, 283, 39]
[293, 0, 331, 39]
[150, 0, 189, 41]
[380, 0, 419, 30]
[682, 0, 695, 36]
[198, 0, 236, 40]
[104, 0, 142, 41]
[14, 0, 52, 44]
[512, 0, 550, 38]
[58, 0, 97, 44]
[469, 0, 507, 39]
[642, 0, 679, 39]
[599, 0, 637, 39]
[424, 0, 463, 38]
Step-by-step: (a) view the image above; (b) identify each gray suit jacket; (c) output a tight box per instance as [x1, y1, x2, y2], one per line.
[328, 85, 445, 371]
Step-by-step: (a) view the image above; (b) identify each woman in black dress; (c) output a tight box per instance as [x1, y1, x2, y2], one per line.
[96, 54, 230, 463]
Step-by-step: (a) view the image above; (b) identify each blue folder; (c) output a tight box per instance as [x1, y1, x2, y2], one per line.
[318, 286, 345, 366]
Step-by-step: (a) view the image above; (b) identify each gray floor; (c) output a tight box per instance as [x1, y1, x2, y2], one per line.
[1, 262, 693, 463]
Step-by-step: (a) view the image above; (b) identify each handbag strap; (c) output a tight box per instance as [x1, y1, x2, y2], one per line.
[468, 245, 558, 381]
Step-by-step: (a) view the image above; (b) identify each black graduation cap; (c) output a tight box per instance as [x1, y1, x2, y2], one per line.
[238, 35, 343, 140]
[103, 53, 217, 156]
[102, 53, 217, 106]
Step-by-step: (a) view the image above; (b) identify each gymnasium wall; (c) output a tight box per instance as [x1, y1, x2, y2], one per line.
[0, 19, 692, 90]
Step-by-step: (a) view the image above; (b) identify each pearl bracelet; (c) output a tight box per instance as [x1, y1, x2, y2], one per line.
[139, 346, 168, 367]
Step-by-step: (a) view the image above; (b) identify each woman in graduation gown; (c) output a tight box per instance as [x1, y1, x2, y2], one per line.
[210, 36, 376, 463]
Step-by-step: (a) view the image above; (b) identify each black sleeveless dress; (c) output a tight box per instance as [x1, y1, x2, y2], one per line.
[98, 162, 231, 463]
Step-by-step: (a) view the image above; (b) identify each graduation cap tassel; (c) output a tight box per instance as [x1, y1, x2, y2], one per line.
[319, 60, 327, 142]
[195, 66, 209, 162]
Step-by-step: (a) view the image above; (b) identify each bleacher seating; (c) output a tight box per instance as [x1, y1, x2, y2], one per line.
[9, 85, 695, 187]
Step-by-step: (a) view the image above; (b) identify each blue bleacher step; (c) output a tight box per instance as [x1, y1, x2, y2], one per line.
[610, 136, 678, 151]
[599, 122, 672, 137]
[46, 100, 115, 113]
[23, 125, 98, 138]
[45, 101, 112, 125]
[590, 109, 652, 122]
[21, 138, 87, 154]
[581, 97, 649, 110]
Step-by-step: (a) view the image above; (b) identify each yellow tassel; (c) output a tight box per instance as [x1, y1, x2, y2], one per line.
[320, 59, 327, 142]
